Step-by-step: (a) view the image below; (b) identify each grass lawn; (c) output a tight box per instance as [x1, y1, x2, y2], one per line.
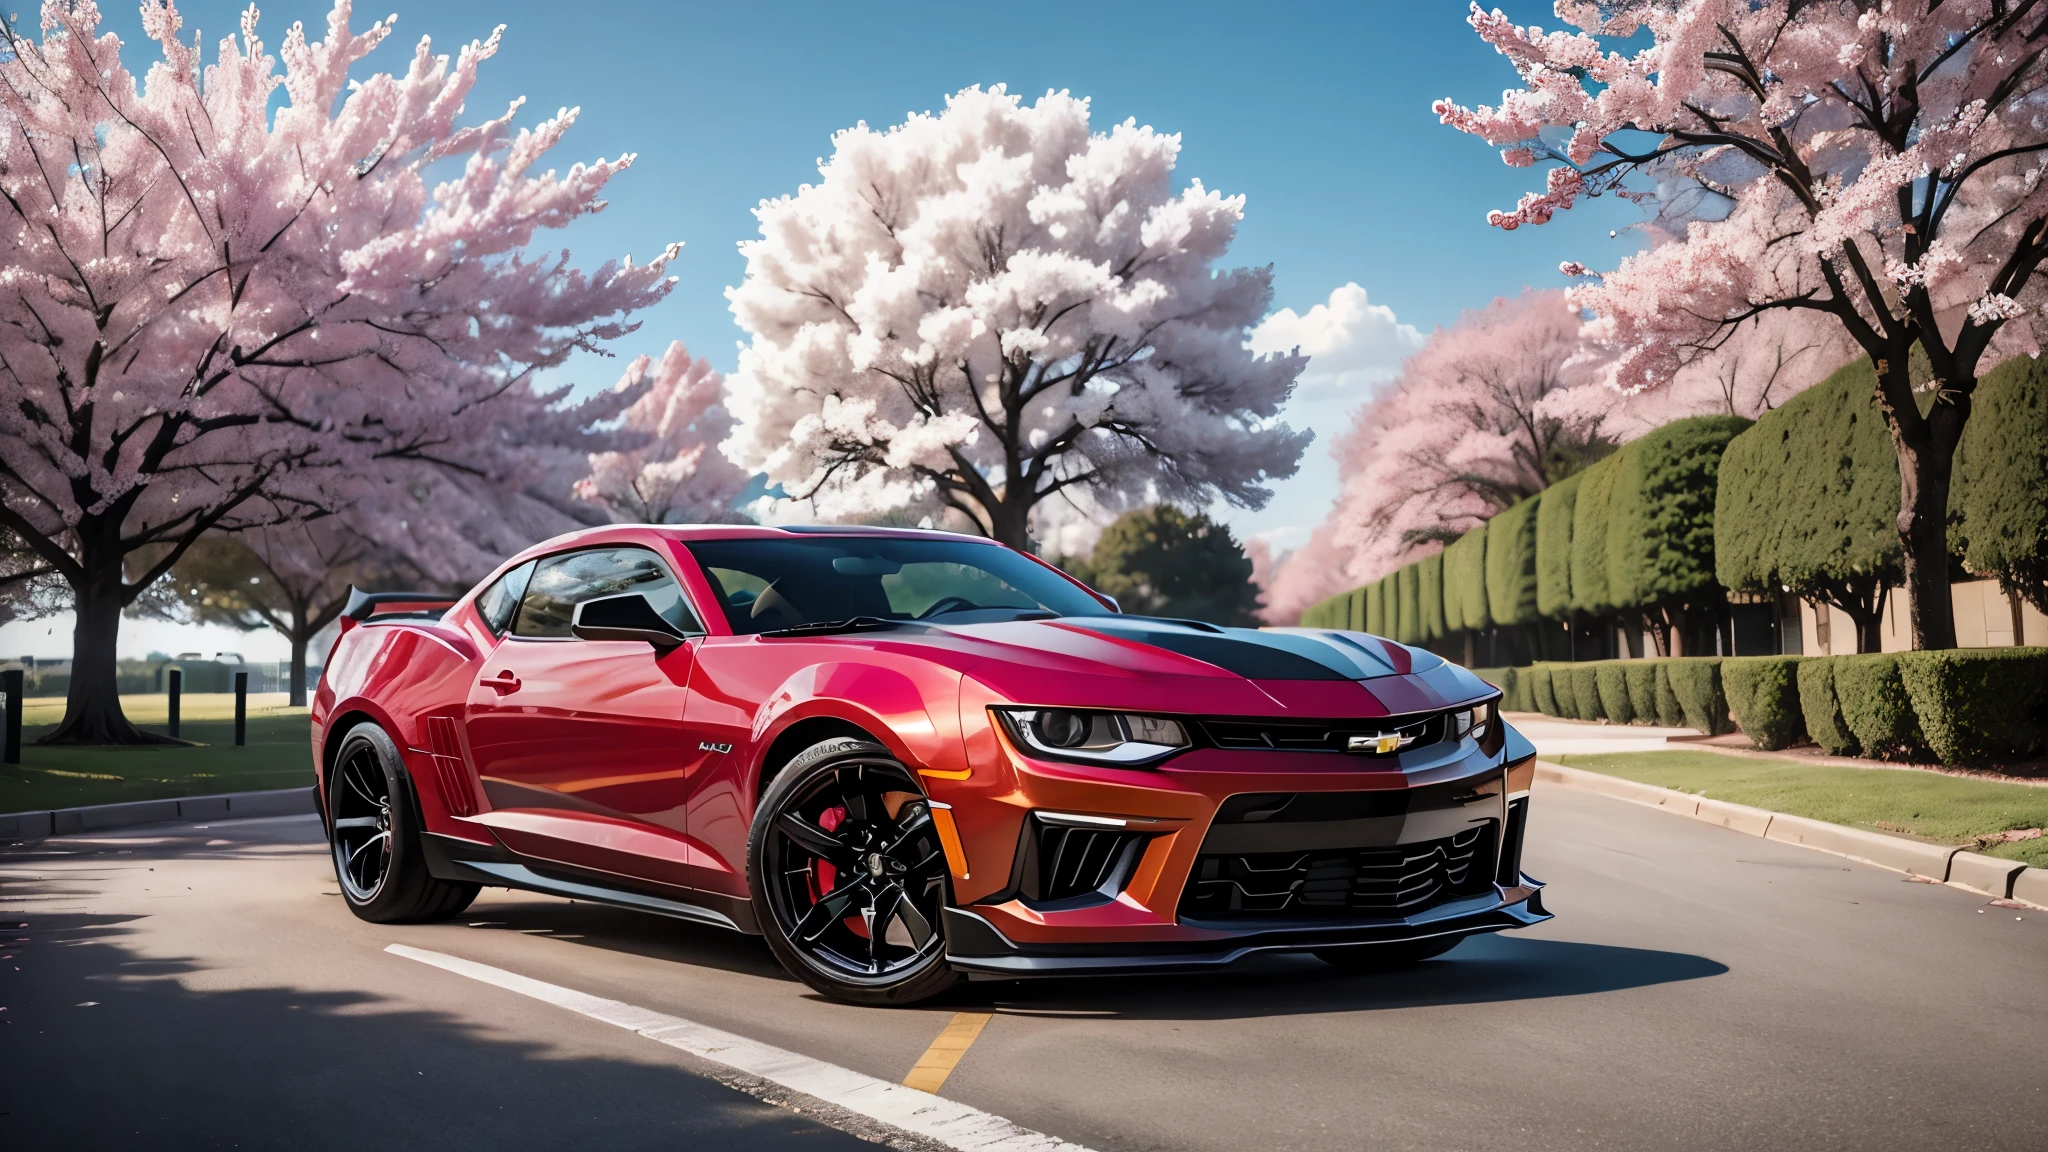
[1, 693, 313, 813]
[1553, 750, 2048, 869]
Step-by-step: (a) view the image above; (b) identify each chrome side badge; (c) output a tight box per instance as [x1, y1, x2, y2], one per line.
[699, 741, 733, 754]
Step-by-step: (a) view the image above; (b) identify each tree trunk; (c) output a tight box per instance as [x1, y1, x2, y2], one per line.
[1885, 366, 1964, 651]
[42, 566, 165, 745]
[289, 632, 309, 708]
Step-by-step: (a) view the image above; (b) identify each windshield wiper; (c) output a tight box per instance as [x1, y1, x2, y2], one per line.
[759, 615, 902, 637]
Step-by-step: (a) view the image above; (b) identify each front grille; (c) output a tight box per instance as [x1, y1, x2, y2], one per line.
[1180, 824, 1497, 919]
[1197, 712, 1447, 756]
[1027, 821, 1147, 903]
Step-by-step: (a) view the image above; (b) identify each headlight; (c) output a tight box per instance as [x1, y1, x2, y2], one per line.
[1456, 701, 1504, 756]
[994, 708, 1192, 766]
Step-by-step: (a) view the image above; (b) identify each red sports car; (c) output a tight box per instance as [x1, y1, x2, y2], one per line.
[313, 524, 1547, 1004]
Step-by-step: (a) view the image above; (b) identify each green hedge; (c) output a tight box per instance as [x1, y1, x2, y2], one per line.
[1394, 563, 1420, 644]
[1487, 494, 1540, 627]
[1954, 356, 2048, 616]
[1653, 662, 1685, 727]
[1570, 664, 1604, 722]
[1445, 526, 1488, 632]
[1365, 578, 1386, 636]
[1832, 653, 1926, 761]
[1419, 552, 1446, 642]
[1536, 471, 1580, 619]
[1795, 659, 1859, 755]
[1664, 657, 1733, 735]
[1896, 648, 2048, 767]
[1570, 453, 1621, 614]
[1723, 656, 1805, 751]
[1624, 661, 1661, 727]
[1595, 662, 1634, 724]
[1607, 415, 1751, 609]
[1527, 664, 1558, 715]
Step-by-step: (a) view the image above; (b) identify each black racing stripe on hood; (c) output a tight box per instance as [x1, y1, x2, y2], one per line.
[1074, 623, 1352, 680]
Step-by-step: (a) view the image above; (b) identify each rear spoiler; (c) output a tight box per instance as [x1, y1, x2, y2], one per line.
[339, 587, 458, 632]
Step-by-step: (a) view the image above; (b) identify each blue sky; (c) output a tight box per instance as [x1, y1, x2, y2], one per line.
[8, 0, 1650, 659]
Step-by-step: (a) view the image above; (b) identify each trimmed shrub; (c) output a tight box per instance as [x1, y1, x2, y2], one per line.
[1445, 526, 1489, 632]
[1665, 657, 1732, 735]
[1714, 358, 1902, 644]
[1345, 587, 1363, 631]
[1419, 552, 1446, 642]
[1394, 563, 1420, 644]
[1723, 656, 1806, 751]
[1366, 578, 1386, 636]
[1624, 661, 1660, 726]
[1832, 653, 1927, 761]
[1595, 662, 1635, 725]
[1536, 471, 1580, 619]
[1570, 453, 1622, 614]
[1653, 662, 1686, 728]
[1486, 494, 1540, 626]
[1897, 648, 2048, 767]
[1607, 415, 1751, 610]
[1570, 664, 1605, 722]
[1527, 664, 1558, 716]
[1954, 356, 2048, 617]
[1795, 659, 1859, 755]
[1469, 666, 1512, 694]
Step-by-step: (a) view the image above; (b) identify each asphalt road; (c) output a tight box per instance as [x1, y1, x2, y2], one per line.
[3, 786, 2044, 1152]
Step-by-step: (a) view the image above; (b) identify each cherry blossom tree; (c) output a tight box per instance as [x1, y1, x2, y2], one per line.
[725, 85, 1311, 550]
[577, 342, 749, 524]
[1329, 290, 1610, 569]
[1437, 0, 2048, 649]
[0, 2, 675, 742]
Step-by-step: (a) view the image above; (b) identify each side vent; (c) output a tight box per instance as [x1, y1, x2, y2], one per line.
[423, 715, 478, 817]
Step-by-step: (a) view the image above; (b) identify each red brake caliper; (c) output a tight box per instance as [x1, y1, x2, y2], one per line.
[809, 805, 870, 938]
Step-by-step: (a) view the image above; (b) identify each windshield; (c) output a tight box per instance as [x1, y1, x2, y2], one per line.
[685, 536, 1113, 635]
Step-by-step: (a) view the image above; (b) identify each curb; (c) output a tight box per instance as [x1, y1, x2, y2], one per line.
[1536, 761, 2046, 909]
[0, 787, 317, 841]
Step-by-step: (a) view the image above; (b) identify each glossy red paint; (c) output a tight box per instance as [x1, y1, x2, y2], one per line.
[311, 523, 1545, 976]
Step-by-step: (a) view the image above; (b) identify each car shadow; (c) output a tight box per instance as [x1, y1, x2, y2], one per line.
[0, 907, 876, 1151]
[969, 933, 1730, 1020]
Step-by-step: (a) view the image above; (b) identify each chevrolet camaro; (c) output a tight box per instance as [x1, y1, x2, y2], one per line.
[312, 524, 1548, 1004]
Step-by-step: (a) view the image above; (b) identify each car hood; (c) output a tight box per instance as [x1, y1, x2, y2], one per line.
[905, 616, 1494, 718]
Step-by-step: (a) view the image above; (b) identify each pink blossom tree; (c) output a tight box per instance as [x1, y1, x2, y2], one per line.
[1436, 0, 2048, 649]
[577, 342, 750, 524]
[725, 85, 1311, 550]
[0, 2, 675, 743]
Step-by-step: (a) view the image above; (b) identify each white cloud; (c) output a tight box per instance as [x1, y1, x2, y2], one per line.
[1219, 284, 1423, 551]
[1249, 282, 1423, 393]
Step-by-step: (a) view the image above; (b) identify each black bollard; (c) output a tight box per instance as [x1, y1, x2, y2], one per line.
[167, 668, 183, 738]
[234, 671, 248, 747]
[2, 668, 20, 764]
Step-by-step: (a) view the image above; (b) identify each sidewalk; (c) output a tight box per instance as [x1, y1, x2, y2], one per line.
[1504, 711, 1701, 756]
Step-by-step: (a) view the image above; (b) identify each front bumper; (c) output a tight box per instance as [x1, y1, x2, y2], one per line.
[943, 878, 1551, 977]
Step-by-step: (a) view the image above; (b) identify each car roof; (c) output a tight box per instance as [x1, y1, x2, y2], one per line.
[509, 522, 1003, 560]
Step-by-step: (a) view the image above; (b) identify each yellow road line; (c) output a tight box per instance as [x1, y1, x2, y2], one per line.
[902, 1011, 994, 1094]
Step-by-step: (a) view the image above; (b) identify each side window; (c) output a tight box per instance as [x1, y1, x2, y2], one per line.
[512, 548, 703, 640]
[475, 561, 535, 637]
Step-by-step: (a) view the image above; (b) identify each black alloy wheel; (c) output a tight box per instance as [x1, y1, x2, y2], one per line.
[749, 738, 961, 1005]
[328, 721, 480, 924]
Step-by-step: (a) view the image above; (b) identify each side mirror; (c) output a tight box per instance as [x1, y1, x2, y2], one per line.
[1096, 591, 1121, 613]
[571, 593, 691, 652]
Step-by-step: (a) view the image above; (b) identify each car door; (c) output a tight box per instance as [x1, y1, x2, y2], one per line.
[463, 546, 702, 880]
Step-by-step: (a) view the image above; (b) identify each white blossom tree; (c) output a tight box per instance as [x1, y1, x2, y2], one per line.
[577, 342, 749, 524]
[725, 85, 1311, 550]
[0, 2, 675, 741]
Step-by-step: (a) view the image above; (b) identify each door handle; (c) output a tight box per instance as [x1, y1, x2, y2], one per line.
[481, 670, 521, 695]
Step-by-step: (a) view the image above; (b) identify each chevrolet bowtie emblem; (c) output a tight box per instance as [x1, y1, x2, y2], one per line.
[1347, 732, 1411, 754]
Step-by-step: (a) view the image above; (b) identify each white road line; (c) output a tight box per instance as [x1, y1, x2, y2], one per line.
[384, 943, 1091, 1152]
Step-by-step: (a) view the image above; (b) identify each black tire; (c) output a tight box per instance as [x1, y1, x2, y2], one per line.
[1314, 936, 1463, 972]
[328, 721, 480, 924]
[748, 738, 962, 1006]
